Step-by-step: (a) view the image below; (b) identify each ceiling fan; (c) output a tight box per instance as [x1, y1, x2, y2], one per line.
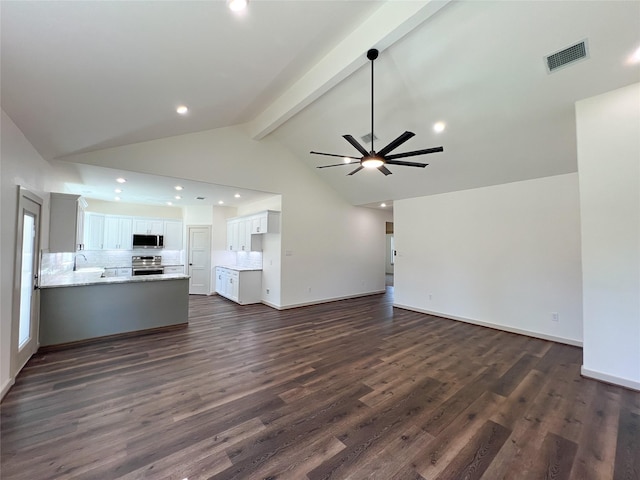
[311, 48, 444, 176]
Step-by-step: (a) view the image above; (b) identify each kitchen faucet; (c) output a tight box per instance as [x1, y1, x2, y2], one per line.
[73, 254, 87, 271]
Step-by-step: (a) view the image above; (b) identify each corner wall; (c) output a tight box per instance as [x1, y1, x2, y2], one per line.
[576, 82, 640, 391]
[394, 173, 583, 345]
[1, 110, 59, 399]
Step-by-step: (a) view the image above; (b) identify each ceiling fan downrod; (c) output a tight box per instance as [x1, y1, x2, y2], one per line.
[367, 48, 378, 154]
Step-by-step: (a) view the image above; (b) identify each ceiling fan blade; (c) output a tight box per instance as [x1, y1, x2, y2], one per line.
[385, 146, 444, 160]
[347, 166, 364, 176]
[378, 165, 393, 176]
[343, 135, 370, 157]
[317, 162, 359, 169]
[385, 160, 428, 168]
[377, 131, 415, 157]
[310, 151, 361, 160]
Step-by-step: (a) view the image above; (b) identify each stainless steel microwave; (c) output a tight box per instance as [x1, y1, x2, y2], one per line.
[132, 234, 164, 249]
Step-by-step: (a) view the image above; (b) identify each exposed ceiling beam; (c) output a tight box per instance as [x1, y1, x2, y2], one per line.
[248, 0, 451, 140]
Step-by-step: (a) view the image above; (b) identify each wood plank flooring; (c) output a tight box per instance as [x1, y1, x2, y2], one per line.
[1, 289, 638, 479]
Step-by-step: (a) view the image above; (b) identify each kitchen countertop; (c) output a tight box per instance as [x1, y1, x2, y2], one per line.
[217, 265, 262, 272]
[40, 271, 189, 289]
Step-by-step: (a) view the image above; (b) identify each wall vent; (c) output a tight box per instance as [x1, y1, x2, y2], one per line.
[195, 196, 206, 200]
[545, 40, 589, 73]
[360, 132, 377, 144]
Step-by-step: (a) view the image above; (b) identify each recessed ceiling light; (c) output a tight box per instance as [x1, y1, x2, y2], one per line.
[114, 188, 122, 194]
[167, 202, 173, 206]
[234, 193, 241, 198]
[116, 177, 126, 184]
[227, 0, 248, 12]
[380, 203, 386, 208]
[433, 122, 446, 133]
[114, 196, 121, 201]
[176, 105, 188, 115]
[175, 195, 182, 200]
[174, 185, 183, 191]
[218, 200, 224, 205]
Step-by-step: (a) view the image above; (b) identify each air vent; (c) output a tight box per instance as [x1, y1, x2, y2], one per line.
[545, 40, 589, 73]
[195, 196, 206, 200]
[360, 132, 377, 144]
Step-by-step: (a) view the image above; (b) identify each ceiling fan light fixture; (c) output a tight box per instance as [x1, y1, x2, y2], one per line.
[362, 157, 384, 169]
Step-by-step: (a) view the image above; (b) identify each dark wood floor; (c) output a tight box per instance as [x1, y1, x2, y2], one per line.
[1, 289, 638, 479]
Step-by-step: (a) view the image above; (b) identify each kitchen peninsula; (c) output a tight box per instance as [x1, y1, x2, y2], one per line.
[39, 271, 189, 347]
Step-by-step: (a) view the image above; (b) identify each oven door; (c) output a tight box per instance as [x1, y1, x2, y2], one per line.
[132, 267, 164, 276]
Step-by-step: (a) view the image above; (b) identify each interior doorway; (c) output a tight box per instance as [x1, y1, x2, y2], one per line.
[386, 221, 394, 287]
[187, 225, 211, 295]
[11, 190, 42, 377]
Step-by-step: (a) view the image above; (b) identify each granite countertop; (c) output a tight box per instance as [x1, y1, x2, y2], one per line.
[40, 271, 190, 289]
[218, 265, 262, 272]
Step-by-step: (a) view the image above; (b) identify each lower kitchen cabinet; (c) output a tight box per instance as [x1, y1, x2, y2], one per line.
[215, 267, 262, 305]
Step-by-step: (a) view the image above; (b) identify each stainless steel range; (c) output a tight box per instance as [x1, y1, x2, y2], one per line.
[131, 255, 164, 276]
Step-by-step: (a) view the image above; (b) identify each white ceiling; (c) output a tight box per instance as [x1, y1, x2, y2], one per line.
[2, 1, 639, 207]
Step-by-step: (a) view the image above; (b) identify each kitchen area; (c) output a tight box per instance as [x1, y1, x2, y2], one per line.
[39, 193, 191, 347]
[38, 192, 281, 347]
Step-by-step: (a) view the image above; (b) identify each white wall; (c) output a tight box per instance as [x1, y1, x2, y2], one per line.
[60, 125, 389, 308]
[0, 110, 61, 398]
[576, 83, 640, 391]
[394, 173, 583, 345]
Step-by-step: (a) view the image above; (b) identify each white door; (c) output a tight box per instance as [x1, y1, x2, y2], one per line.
[11, 190, 42, 376]
[187, 226, 211, 295]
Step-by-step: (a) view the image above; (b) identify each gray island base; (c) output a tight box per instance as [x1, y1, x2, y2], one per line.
[40, 277, 189, 347]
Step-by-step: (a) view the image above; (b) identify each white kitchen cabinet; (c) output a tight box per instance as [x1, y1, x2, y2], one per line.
[49, 193, 84, 252]
[163, 220, 183, 250]
[103, 216, 133, 250]
[134, 218, 164, 235]
[164, 265, 184, 274]
[226, 217, 262, 252]
[250, 211, 280, 234]
[215, 267, 261, 304]
[226, 219, 240, 251]
[83, 213, 105, 250]
[104, 267, 131, 277]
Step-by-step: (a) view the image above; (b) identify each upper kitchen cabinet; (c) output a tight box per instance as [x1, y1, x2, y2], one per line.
[250, 211, 280, 234]
[49, 193, 86, 252]
[134, 219, 164, 235]
[83, 212, 105, 250]
[163, 220, 183, 250]
[103, 216, 133, 250]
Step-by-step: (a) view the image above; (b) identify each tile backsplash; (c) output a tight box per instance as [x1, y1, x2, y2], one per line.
[236, 251, 263, 269]
[41, 249, 184, 276]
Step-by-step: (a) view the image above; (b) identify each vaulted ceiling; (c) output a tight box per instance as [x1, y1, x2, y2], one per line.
[2, 1, 639, 207]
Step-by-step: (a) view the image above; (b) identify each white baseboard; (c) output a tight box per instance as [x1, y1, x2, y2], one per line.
[393, 303, 583, 347]
[1, 377, 15, 402]
[271, 290, 386, 311]
[581, 366, 640, 392]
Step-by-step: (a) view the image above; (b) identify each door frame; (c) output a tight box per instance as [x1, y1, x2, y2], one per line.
[10, 188, 43, 378]
[187, 225, 212, 295]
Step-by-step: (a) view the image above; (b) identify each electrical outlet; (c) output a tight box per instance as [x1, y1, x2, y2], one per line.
[266, 288, 270, 294]
[551, 312, 559, 322]
[428, 293, 433, 300]
[307, 286, 311, 293]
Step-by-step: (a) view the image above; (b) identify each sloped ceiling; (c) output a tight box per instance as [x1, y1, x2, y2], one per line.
[2, 1, 639, 207]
